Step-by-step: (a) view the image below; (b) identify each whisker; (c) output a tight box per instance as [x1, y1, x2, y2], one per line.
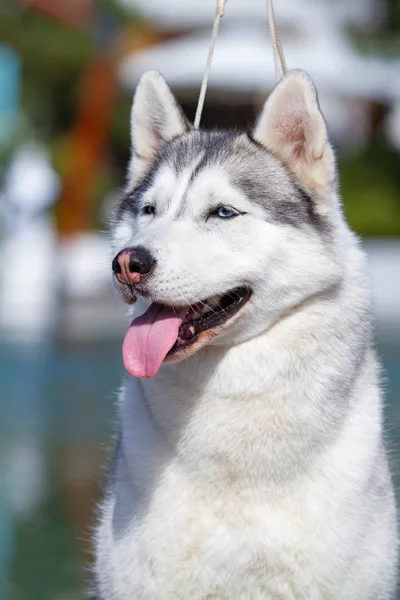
[197, 296, 224, 319]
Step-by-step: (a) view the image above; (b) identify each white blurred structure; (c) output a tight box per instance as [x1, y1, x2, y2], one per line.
[0, 143, 60, 231]
[0, 144, 60, 340]
[59, 231, 125, 341]
[118, 0, 382, 31]
[0, 145, 124, 341]
[0, 144, 123, 340]
[119, 0, 400, 148]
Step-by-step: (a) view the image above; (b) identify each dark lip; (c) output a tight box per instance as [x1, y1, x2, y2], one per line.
[168, 286, 252, 355]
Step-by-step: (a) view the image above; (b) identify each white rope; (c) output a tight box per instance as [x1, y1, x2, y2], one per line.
[194, 0, 227, 129]
[267, 0, 287, 81]
[194, 0, 287, 128]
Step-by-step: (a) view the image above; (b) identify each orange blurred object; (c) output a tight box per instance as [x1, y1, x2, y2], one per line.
[56, 51, 117, 236]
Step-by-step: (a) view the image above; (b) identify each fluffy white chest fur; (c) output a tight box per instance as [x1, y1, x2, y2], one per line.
[94, 70, 397, 598]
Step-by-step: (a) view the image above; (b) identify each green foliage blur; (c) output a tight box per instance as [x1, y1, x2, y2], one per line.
[0, 0, 399, 235]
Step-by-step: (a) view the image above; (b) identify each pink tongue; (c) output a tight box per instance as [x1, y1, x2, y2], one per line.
[122, 304, 188, 378]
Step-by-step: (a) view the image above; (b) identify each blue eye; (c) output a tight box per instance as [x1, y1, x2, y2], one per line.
[213, 205, 239, 219]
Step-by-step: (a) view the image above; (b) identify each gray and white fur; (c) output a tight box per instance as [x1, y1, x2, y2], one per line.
[94, 70, 398, 599]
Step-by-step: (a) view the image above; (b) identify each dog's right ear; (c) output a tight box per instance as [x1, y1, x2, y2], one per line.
[129, 70, 190, 184]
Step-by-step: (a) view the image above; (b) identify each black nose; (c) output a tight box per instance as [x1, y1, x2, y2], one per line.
[128, 246, 156, 274]
[112, 246, 156, 276]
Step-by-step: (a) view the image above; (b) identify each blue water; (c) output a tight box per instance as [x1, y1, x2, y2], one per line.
[0, 338, 399, 599]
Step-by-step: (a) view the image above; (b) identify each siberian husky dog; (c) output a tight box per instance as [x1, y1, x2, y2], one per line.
[94, 70, 397, 599]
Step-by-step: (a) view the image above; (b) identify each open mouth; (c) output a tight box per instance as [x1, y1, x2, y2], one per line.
[172, 286, 251, 352]
[122, 286, 251, 378]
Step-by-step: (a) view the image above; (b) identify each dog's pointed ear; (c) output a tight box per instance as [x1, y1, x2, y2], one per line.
[252, 70, 335, 196]
[130, 70, 190, 183]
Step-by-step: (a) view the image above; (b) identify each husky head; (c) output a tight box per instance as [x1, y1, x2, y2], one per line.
[111, 70, 344, 378]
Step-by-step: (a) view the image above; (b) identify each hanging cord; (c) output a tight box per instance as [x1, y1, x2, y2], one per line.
[194, 0, 287, 128]
[194, 0, 227, 129]
[267, 0, 287, 81]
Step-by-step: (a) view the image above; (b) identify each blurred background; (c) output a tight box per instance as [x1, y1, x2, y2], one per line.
[0, 0, 400, 598]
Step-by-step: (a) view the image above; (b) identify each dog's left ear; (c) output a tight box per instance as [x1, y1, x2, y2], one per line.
[252, 70, 335, 196]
